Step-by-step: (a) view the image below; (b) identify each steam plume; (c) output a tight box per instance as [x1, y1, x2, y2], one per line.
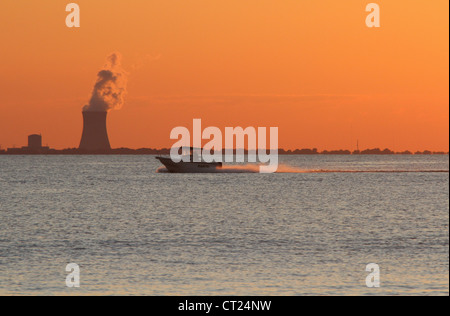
[83, 53, 128, 112]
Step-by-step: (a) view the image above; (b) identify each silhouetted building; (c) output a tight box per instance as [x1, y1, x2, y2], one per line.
[28, 134, 42, 149]
[6, 134, 49, 154]
[79, 111, 111, 152]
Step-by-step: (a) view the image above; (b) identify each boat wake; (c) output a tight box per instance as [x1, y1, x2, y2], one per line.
[156, 165, 449, 174]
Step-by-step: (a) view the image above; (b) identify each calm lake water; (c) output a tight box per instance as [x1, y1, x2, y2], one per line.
[0, 155, 448, 295]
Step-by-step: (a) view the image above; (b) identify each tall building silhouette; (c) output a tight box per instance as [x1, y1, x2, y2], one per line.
[28, 134, 42, 149]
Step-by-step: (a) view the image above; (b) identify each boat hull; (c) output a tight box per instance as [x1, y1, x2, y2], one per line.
[156, 156, 222, 173]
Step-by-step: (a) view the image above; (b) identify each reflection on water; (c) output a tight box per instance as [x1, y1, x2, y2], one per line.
[0, 155, 448, 295]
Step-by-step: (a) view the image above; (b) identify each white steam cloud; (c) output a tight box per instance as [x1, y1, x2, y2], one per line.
[83, 52, 128, 112]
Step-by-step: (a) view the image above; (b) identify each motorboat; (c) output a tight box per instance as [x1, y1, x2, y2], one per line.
[156, 148, 222, 173]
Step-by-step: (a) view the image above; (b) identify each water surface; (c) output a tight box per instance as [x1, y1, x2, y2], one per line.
[0, 155, 448, 295]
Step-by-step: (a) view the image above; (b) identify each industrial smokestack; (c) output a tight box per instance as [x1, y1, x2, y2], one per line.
[78, 52, 127, 152]
[79, 111, 111, 151]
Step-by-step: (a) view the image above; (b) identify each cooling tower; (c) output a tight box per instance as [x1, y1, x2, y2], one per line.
[79, 111, 111, 151]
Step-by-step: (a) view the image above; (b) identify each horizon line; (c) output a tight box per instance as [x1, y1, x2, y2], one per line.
[1, 146, 448, 155]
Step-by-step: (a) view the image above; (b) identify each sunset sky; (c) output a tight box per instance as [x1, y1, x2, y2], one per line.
[0, 0, 448, 151]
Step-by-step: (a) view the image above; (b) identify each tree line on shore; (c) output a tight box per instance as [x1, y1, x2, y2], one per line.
[0, 147, 447, 155]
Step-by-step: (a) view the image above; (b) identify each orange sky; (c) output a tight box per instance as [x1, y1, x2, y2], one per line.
[0, 0, 448, 151]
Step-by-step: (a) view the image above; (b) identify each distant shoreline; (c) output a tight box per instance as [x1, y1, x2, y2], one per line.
[0, 148, 448, 155]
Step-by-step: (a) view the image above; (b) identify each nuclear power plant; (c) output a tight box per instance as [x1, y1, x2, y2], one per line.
[79, 111, 111, 151]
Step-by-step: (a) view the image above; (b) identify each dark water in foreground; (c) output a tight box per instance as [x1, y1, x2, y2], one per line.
[0, 155, 448, 295]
